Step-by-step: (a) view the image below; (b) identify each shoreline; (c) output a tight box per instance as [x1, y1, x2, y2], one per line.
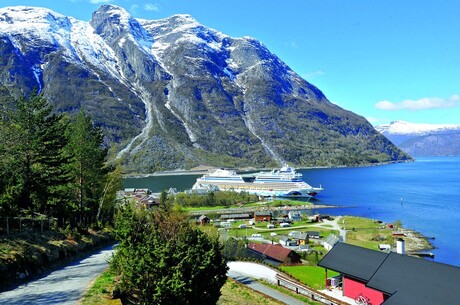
[187, 202, 434, 255]
[123, 159, 414, 178]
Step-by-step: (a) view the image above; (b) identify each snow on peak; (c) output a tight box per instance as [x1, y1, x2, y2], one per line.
[95, 4, 131, 25]
[92, 5, 153, 52]
[0, 6, 71, 33]
[376, 120, 460, 135]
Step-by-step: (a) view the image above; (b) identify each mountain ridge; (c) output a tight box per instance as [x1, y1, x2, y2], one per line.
[376, 121, 460, 156]
[0, 5, 410, 173]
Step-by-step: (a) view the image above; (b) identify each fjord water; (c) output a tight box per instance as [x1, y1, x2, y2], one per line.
[124, 157, 460, 266]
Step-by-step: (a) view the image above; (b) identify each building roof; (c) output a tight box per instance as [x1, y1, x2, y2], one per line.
[322, 234, 341, 247]
[198, 215, 209, 221]
[248, 243, 296, 263]
[367, 252, 460, 305]
[254, 211, 272, 217]
[318, 243, 460, 305]
[221, 213, 251, 219]
[318, 242, 388, 282]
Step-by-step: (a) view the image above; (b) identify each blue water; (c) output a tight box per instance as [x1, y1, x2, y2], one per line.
[124, 157, 460, 266]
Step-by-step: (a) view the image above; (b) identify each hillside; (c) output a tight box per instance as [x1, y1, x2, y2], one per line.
[0, 5, 410, 173]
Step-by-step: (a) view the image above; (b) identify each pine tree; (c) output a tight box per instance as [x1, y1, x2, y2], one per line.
[63, 111, 108, 226]
[0, 92, 69, 217]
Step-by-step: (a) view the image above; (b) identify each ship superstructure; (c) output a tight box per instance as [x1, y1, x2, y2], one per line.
[192, 165, 323, 198]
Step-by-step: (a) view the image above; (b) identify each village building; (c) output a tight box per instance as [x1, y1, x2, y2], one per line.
[220, 213, 252, 220]
[288, 211, 302, 221]
[304, 231, 320, 239]
[254, 211, 272, 222]
[318, 242, 460, 305]
[288, 231, 310, 245]
[197, 215, 210, 225]
[247, 243, 301, 266]
[278, 236, 298, 247]
[322, 234, 340, 251]
[123, 188, 158, 208]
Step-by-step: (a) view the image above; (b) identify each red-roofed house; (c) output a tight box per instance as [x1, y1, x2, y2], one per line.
[248, 243, 301, 265]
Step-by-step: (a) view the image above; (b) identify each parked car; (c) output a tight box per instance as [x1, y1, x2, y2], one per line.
[238, 224, 247, 229]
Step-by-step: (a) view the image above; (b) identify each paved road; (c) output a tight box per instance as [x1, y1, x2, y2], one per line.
[227, 262, 307, 305]
[0, 251, 304, 305]
[0, 245, 115, 305]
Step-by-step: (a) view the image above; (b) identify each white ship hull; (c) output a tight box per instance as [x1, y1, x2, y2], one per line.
[192, 166, 323, 198]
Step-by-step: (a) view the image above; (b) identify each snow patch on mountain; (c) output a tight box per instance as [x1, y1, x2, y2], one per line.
[376, 120, 460, 135]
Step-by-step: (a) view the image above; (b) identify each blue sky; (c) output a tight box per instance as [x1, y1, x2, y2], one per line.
[3, 0, 460, 125]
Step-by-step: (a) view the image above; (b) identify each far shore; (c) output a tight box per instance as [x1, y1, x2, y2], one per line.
[124, 159, 414, 178]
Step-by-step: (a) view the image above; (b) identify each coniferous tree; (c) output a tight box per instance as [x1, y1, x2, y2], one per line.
[63, 111, 108, 226]
[111, 205, 228, 304]
[0, 92, 69, 217]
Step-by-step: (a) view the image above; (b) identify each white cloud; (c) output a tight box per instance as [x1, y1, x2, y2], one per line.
[144, 3, 160, 12]
[283, 41, 299, 49]
[303, 70, 324, 79]
[375, 94, 460, 111]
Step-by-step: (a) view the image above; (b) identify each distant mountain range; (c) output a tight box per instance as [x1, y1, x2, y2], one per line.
[0, 5, 410, 173]
[375, 121, 460, 157]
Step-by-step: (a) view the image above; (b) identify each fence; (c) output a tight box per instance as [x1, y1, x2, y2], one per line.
[275, 273, 348, 305]
[0, 216, 57, 235]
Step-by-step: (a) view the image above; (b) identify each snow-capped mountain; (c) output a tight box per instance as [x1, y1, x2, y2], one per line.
[376, 121, 460, 156]
[0, 5, 410, 172]
[376, 120, 460, 136]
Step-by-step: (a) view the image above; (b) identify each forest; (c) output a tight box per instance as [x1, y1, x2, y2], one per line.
[0, 92, 121, 231]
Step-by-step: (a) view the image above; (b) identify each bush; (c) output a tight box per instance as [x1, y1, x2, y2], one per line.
[111, 204, 228, 304]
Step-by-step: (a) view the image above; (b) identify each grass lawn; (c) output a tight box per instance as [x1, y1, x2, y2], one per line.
[80, 269, 120, 305]
[341, 216, 396, 250]
[280, 265, 339, 290]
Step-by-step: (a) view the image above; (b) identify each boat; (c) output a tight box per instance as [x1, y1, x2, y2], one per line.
[191, 165, 323, 198]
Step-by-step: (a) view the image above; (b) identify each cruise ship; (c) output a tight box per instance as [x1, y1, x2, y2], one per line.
[192, 165, 323, 198]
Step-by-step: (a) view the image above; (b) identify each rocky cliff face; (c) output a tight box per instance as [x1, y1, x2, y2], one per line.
[0, 5, 410, 173]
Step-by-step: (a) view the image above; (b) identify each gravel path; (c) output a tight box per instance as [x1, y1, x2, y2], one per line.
[0, 245, 115, 305]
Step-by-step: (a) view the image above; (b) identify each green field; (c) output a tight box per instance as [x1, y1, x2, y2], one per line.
[280, 265, 339, 290]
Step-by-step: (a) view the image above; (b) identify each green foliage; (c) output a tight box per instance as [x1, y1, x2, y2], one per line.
[174, 191, 259, 208]
[111, 204, 228, 304]
[0, 92, 70, 217]
[0, 94, 118, 230]
[63, 111, 109, 226]
[222, 237, 248, 260]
